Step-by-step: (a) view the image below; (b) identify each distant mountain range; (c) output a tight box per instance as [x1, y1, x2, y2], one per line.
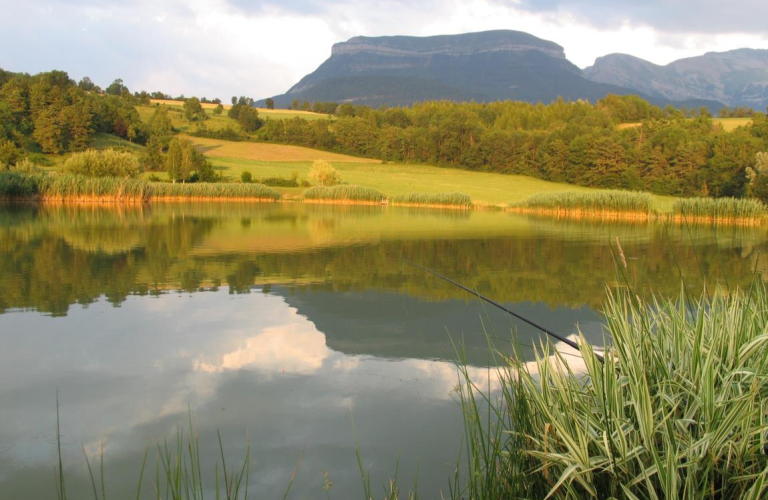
[584, 49, 768, 109]
[263, 30, 767, 110]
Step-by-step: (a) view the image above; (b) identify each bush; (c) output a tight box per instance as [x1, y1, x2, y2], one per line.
[64, 149, 142, 178]
[10, 158, 41, 173]
[190, 126, 245, 142]
[241, 171, 253, 183]
[308, 159, 342, 186]
[258, 176, 299, 187]
[0, 139, 24, 168]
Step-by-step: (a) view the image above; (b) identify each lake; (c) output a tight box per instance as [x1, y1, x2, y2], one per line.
[1, 202, 765, 499]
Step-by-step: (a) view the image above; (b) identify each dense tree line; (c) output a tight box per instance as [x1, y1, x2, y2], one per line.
[4, 68, 768, 198]
[256, 96, 768, 198]
[0, 69, 146, 159]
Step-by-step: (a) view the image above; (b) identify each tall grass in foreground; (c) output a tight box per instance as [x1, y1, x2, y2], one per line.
[457, 282, 768, 500]
[514, 190, 654, 215]
[55, 411, 259, 500]
[390, 192, 472, 208]
[673, 196, 767, 223]
[303, 185, 385, 202]
[0, 173, 281, 201]
[149, 182, 281, 200]
[0, 173, 152, 202]
[38, 175, 152, 201]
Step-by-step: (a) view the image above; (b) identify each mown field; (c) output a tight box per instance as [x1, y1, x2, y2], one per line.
[37, 131, 675, 210]
[181, 135, 678, 209]
[147, 99, 330, 121]
[37, 110, 690, 210]
[619, 117, 753, 132]
[714, 117, 754, 131]
[186, 135, 376, 163]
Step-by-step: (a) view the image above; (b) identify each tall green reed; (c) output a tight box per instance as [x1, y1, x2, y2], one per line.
[673, 196, 767, 223]
[390, 192, 472, 208]
[150, 182, 281, 200]
[454, 280, 768, 500]
[303, 185, 386, 202]
[514, 190, 655, 214]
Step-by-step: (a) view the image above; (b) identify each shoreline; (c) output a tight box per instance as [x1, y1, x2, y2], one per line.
[508, 207, 766, 226]
[2, 196, 765, 226]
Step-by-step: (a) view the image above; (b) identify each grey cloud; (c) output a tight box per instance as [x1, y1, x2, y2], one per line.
[0, 1, 290, 98]
[501, 0, 768, 34]
[224, 0, 328, 15]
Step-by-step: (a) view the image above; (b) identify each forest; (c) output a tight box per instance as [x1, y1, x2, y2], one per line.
[2, 68, 768, 201]
[255, 98, 768, 199]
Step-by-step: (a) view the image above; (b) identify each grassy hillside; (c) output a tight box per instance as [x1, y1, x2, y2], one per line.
[185, 136, 375, 163]
[30, 126, 676, 211]
[181, 135, 677, 210]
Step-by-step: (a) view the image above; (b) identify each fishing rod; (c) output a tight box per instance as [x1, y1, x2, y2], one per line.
[403, 259, 605, 364]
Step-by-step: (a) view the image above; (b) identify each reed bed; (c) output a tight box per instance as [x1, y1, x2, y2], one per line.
[513, 190, 655, 216]
[150, 182, 281, 201]
[0, 173, 281, 202]
[389, 192, 472, 208]
[303, 185, 385, 202]
[456, 281, 768, 500]
[673, 196, 767, 224]
[0, 173, 151, 202]
[38, 175, 152, 202]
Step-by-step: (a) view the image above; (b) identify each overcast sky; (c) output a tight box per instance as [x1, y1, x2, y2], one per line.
[2, 0, 767, 101]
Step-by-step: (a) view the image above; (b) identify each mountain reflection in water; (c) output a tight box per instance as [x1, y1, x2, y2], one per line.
[0, 202, 765, 499]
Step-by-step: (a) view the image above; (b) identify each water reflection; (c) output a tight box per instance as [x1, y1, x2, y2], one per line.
[0, 291, 471, 499]
[2, 203, 766, 318]
[1, 202, 766, 499]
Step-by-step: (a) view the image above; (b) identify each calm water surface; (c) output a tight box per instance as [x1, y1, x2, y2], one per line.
[1, 202, 765, 499]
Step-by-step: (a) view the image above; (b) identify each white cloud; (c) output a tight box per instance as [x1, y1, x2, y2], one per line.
[0, 0, 766, 99]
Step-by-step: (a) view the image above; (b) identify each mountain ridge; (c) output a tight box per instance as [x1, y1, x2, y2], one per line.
[583, 48, 768, 108]
[262, 30, 727, 110]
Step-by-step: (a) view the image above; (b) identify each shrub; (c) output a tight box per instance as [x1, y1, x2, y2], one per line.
[0, 172, 40, 197]
[10, 158, 41, 173]
[258, 176, 299, 187]
[64, 149, 142, 178]
[0, 138, 24, 168]
[241, 171, 253, 183]
[308, 159, 342, 186]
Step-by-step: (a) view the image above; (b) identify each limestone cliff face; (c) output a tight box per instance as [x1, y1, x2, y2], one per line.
[330, 31, 566, 59]
[584, 49, 768, 108]
[263, 30, 723, 109]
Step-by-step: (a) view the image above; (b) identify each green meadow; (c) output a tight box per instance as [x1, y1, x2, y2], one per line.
[36, 131, 679, 210]
[197, 145, 678, 210]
